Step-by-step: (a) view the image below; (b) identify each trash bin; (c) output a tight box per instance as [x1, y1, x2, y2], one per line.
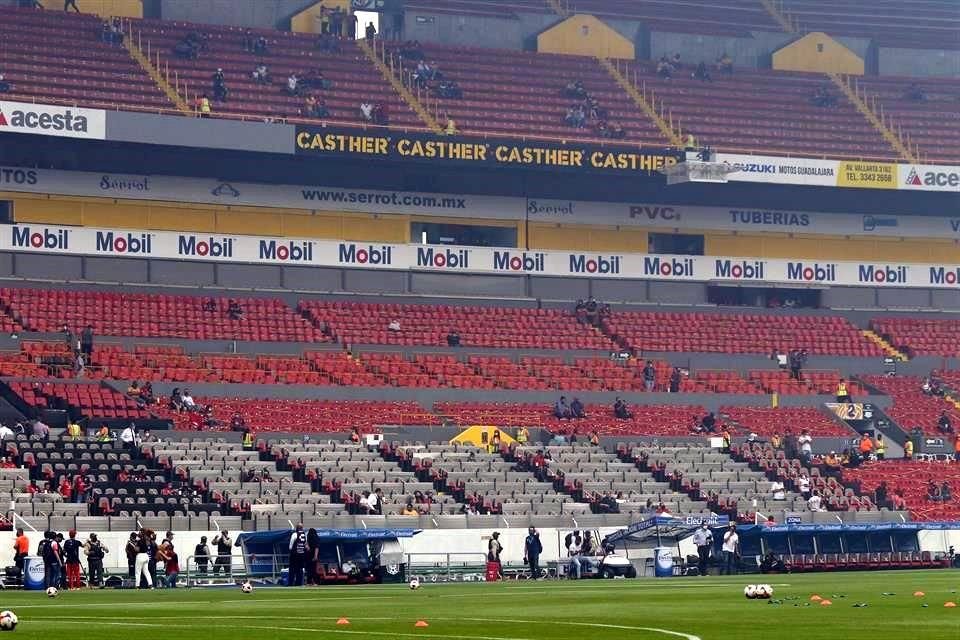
[485, 561, 500, 582]
[23, 556, 44, 590]
[654, 547, 673, 578]
[279, 568, 289, 586]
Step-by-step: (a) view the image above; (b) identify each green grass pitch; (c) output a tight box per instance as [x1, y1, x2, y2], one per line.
[1, 570, 957, 639]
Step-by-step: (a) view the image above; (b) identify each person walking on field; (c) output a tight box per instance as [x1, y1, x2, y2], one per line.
[524, 527, 543, 580]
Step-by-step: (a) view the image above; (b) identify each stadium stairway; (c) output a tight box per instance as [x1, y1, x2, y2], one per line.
[359, 37, 442, 133]
[598, 57, 684, 147]
[828, 73, 919, 163]
[120, 19, 192, 114]
[861, 330, 908, 362]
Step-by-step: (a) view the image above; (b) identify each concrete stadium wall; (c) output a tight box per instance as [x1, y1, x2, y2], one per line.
[158, 0, 318, 29]
[879, 48, 960, 77]
[402, 10, 528, 50]
[651, 30, 792, 69]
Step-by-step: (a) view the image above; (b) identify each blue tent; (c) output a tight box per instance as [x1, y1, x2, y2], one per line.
[235, 528, 420, 579]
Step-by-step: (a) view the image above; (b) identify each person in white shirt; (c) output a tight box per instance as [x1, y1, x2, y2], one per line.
[691, 523, 713, 576]
[120, 424, 138, 450]
[181, 390, 196, 409]
[808, 492, 823, 512]
[721, 524, 739, 574]
[0, 424, 13, 440]
[797, 474, 811, 498]
[360, 102, 374, 121]
[566, 531, 582, 579]
[798, 431, 813, 462]
[387, 319, 401, 332]
[770, 480, 786, 501]
[286, 73, 299, 95]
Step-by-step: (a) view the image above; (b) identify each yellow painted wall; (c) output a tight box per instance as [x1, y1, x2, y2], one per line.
[291, 0, 350, 35]
[703, 232, 960, 262]
[528, 223, 647, 252]
[772, 32, 864, 75]
[41, 0, 142, 18]
[537, 14, 635, 60]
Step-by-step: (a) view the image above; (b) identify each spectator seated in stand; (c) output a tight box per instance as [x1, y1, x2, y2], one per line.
[300, 70, 332, 91]
[692, 61, 711, 82]
[561, 80, 588, 99]
[563, 105, 586, 129]
[444, 114, 458, 136]
[904, 83, 926, 102]
[0, 72, 9, 93]
[554, 396, 571, 419]
[399, 40, 424, 61]
[285, 73, 300, 96]
[570, 397, 585, 419]
[253, 35, 268, 56]
[694, 412, 717, 434]
[810, 85, 838, 107]
[434, 80, 462, 99]
[613, 397, 633, 419]
[211, 68, 229, 102]
[371, 103, 388, 125]
[927, 480, 942, 502]
[716, 53, 733, 76]
[656, 56, 674, 79]
[252, 64, 271, 85]
[227, 299, 243, 320]
[937, 411, 953, 434]
[446, 330, 461, 347]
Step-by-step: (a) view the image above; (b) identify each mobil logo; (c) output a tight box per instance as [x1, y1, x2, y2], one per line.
[929, 266, 960, 286]
[493, 250, 545, 272]
[643, 256, 694, 278]
[715, 259, 765, 280]
[11, 225, 69, 250]
[416, 247, 469, 269]
[858, 264, 908, 284]
[338, 243, 392, 265]
[178, 234, 234, 258]
[786, 262, 837, 282]
[95, 231, 153, 254]
[569, 254, 621, 275]
[259, 240, 314, 262]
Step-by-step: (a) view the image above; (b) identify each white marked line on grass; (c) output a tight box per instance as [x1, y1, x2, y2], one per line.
[37, 616, 703, 640]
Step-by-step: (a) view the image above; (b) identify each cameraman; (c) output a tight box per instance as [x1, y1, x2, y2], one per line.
[84, 533, 108, 587]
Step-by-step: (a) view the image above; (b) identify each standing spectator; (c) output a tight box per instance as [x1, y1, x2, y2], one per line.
[797, 473, 811, 499]
[874, 433, 886, 460]
[716, 52, 733, 76]
[487, 531, 502, 577]
[160, 532, 179, 588]
[12, 528, 28, 577]
[858, 433, 874, 458]
[365, 21, 376, 41]
[252, 63, 270, 84]
[84, 533, 107, 588]
[63, 530, 83, 589]
[642, 360, 657, 391]
[64, 0, 79, 11]
[904, 437, 914, 460]
[669, 367, 681, 393]
[524, 527, 542, 579]
[874, 481, 889, 509]
[808, 491, 824, 512]
[134, 530, 153, 589]
[120, 423, 138, 450]
[288, 524, 308, 586]
[692, 523, 713, 576]
[80, 325, 94, 359]
[938, 411, 953, 434]
[788, 350, 803, 380]
[194, 536, 210, 577]
[692, 61, 711, 81]
[798, 429, 813, 464]
[124, 532, 138, 579]
[40, 531, 63, 589]
[720, 524, 739, 575]
[212, 530, 232, 577]
[32, 418, 50, 441]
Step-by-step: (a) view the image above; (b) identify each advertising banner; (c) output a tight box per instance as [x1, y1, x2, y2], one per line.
[8, 223, 960, 289]
[1, 166, 958, 239]
[294, 127, 682, 176]
[0, 100, 105, 140]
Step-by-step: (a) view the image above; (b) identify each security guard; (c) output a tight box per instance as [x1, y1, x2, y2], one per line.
[874, 434, 886, 460]
[904, 438, 914, 460]
[836, 379, 851, 404]
[66, 421, 81, 441]
[516, 426, 528, 445]
[241, 429, 254, 451]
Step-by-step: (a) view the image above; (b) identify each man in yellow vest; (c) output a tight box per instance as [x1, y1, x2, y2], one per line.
[242, 429, 254, 451]
[516, 426, 528, 445]
[66, 421, 82, 441]
[835, 379, 851, 404]
[874, 434, 886, 460]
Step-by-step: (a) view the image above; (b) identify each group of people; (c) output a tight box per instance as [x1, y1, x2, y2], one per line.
[810, 84, 839, 108]
[360, 101, 389, 125]
[574, 297, 610, 327]
[33, 528, 109, 589]
[173, 30, 210, 60]
[926, 479, 953, 503]
[62, 324, 95, 378]
[99, 17, 124, 45]
[560, 81, 625, 139]
[655, 52, 734, 81]
[123, 529, 181, 588]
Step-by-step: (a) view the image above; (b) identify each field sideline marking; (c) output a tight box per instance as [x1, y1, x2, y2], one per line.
[37, 618, 703, 640]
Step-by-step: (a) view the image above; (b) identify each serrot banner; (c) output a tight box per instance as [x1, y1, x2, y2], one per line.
[8, 223, 960, 289]
[1, 166, 960, 238]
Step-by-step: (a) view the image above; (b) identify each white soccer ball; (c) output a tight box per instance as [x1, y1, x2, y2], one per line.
[0, 611, 18, 631]
[758, 584, 773, 599]
[241, 581, 253, 593]
[45, 587, 58, 598]
[743, 584, 757, 599]
[409, 578, 421, 590]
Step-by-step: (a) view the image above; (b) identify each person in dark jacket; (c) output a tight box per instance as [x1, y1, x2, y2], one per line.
[85, 533, 107, 587]
[288, 524, 308, 586]
[524, 527, 543, 579]
[62, 529, 83, 589]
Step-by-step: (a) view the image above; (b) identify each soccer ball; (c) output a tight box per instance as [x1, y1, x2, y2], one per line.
[241, 582, 253, 593]
[757, 584, 774, 599]
[0, 611, 17, 631]
[409, 578, 421, 590]
[743, 584, 757, 599]
[45, 587, 58, 598]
